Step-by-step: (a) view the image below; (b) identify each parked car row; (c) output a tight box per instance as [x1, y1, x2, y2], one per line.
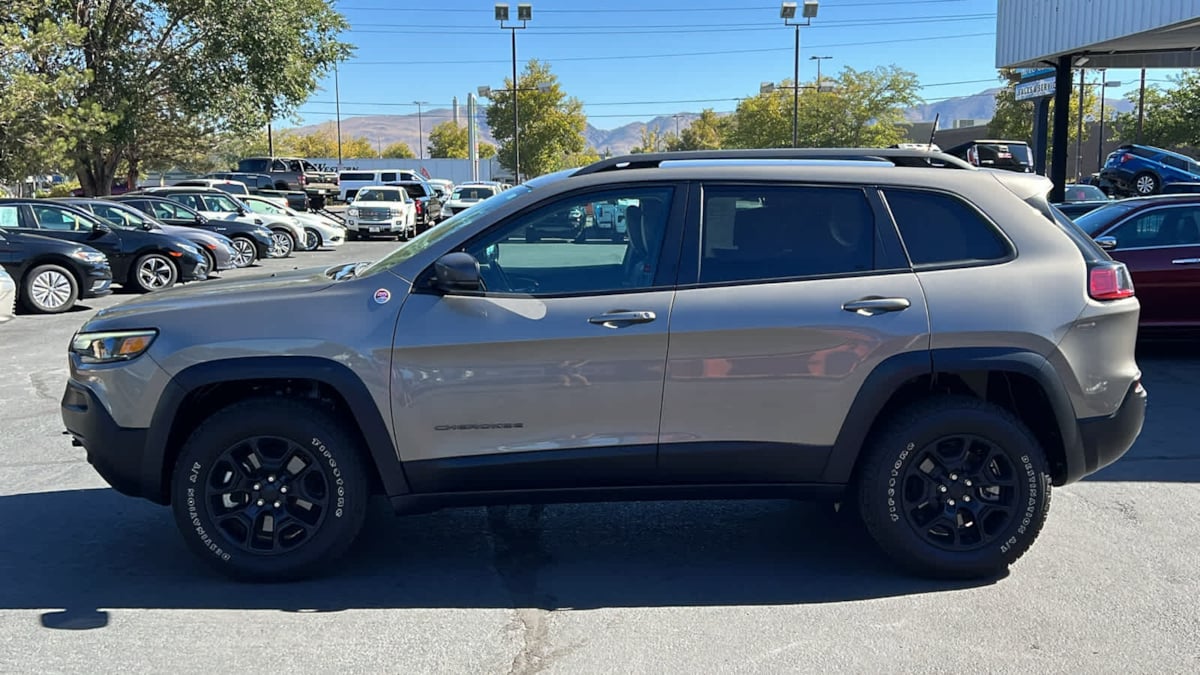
[0, 186, 350, 315]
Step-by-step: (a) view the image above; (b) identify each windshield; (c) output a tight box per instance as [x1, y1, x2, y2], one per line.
[214, 182, 249, 196]
[1063, 184, 1107, 202]
[246, 199, 282, 214]
[356, 188, 405, 202]
[358, 185, 532, 276]
[199, 193, 243, 212]
[1072, 200, 1143, 235]
[452, 186, 497, 201]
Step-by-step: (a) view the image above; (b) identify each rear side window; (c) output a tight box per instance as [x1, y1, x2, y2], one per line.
[237, 158, 268, 173]
[340, 172, 374, 182]
[380, 172, 397, 182]
[0, 205, 19, 228]
[882, 189, 1010, 267]
[698, 185, 877, 284]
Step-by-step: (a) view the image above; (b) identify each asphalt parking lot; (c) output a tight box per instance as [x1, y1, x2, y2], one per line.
[1, 240, 1198, 673]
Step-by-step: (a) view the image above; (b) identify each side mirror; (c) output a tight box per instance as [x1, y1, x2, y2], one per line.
[433, 252, 482, 293]
[1095, 236, 1118, 250]
[89, 220, 111, 239]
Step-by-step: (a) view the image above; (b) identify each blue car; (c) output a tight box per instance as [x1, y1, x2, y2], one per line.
[1100, 144, 1200, 197]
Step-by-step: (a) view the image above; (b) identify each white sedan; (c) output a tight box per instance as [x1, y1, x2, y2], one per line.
[240, 195, 346, 251]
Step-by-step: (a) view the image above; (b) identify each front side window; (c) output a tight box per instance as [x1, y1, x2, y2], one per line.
[698, 185, 875, 284]
[31, 205, 89, 231]
[246, 200, 281, 215]
[91, 204, 144, 229]
[199, 194, 240, 212]
[1107, 207, 1200, 249]
[883, 189, 1010, 267]
[461, 187, 674, 295]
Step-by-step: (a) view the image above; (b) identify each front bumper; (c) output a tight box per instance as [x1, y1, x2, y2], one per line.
[1076, 378, 1147, 479]
[62, 381, 158, 502]
[347, 217, 410, 234]
[81, 265, 114, 299]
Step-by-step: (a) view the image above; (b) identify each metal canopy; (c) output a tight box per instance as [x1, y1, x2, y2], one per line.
[997, 0, 1200, 69]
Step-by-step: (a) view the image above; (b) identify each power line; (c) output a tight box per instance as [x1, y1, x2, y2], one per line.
[350, 32, 996, 66]
[336, 0, 970, 12]
[349, 14, 994, 34]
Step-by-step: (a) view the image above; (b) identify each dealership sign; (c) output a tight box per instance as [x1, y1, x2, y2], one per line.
[1015, 67, 1056, 101]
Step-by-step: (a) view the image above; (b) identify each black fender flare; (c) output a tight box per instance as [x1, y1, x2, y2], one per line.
[143, 356, 410, 503]
[820, 347, 1081, 484]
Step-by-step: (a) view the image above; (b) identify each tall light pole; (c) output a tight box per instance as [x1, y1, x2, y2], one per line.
[781, 2, 819, 148]
[673, 114, 682, 137]
[335, 63, 343, 170]
[496, 3, 531, 183]
[810, 55, 832, 88]
[413, 100, 429, 159]
[1074, 60, 1087, 181]
[1096, 71, 1121, 173]
[1137, 68, 1147, 143]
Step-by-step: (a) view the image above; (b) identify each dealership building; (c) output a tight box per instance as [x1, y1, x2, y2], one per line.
[996, 0, 1200, 200]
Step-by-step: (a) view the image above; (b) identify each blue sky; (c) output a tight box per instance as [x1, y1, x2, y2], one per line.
[293, 0, 1165, 131]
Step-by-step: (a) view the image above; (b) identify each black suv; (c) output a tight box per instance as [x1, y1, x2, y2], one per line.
[0, 222, 112, 314]
[0, 199, 207, 292]
[387, 180, 444, 233]
[113, 195, 273, 268]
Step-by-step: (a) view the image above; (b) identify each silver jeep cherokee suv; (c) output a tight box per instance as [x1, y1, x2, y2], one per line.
[61, 149, 1147, 581]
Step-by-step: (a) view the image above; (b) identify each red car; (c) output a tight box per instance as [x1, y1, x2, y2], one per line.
[1071, 195, 1200, 329]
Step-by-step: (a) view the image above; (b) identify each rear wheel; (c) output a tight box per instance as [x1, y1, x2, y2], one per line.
[22, 264, 78, 314]
[856, 396, 1051, 579]
[269, 230, 295, 258]
[170, 398, 371, 581]
[229, 236, 256, 268]
[1133, 172, 1160, 196]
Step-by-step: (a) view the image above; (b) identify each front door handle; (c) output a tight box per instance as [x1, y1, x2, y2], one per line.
[842, 297, 911, 316]
[1171, 258, 1200, 265]
[588, 310, 657, 328]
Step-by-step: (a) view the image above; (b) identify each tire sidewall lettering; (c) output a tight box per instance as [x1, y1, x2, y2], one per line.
[886, 441, 915, 523]
[311, 436, 346, 518]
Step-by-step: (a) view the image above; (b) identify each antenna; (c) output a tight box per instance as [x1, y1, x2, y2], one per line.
[928, 113, 940, 150]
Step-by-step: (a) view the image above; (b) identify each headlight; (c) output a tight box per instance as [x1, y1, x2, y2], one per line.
[389, 207, 403, 216]
[70, 329, 158, 364]
[348, 207, 359, 217]
[71, 250, 108, 264]
[176, 243, 200, 256]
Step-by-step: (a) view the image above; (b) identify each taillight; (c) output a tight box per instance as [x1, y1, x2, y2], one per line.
[415, 201, 423, 214]
[298, 174, 307, 185]
[1088, 262, 1135, 300]
[1120, 153, 1135, 164]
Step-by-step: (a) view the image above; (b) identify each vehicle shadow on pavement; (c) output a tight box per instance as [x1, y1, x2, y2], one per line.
[0, 489, 995, 627]
[1085, 340, 1200, 482]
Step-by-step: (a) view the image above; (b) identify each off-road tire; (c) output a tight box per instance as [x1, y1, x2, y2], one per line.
[170, 398, 371, 581]
[856, 395, 1052, 579]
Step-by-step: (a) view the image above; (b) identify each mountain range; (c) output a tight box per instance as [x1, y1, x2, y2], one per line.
[290, 89, 1136, 156]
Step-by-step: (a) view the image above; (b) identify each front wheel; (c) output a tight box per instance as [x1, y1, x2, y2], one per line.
[229, 236, 257, 268]
[303, 228, 321, 251]
[856, 396, 1051, 579]
[269, 230, 295, 258]
[170, 398, 371, 581]
[131, 253, 179, 292]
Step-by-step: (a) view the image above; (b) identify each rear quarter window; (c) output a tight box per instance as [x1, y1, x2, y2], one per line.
[882, 189, 1011, 267]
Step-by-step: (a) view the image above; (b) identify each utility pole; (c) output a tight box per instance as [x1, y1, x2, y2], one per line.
[334, 63, 343, 170]
[1137, 68, 1147, 143]
[1076, 68, 1084, 181]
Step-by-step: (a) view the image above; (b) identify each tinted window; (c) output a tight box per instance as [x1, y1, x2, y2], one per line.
[238, 158, 268, 173]
[397, 184, 427, 199]
[1108, 207, 1200, 248]
[90, 203, 145, 229]
[340, 172, 374, 181]
[356, 188, 406, 202]
[883, 189, 1009, 266]
[698, 185, 875, 284]
[213, 182, 249, 196]
[166, 194, 206, 211]
[380, 172, 397, 182]
[1162, 156, 1188, 171]
[31, 205, 91, 231]
[1063, 184, 1106, 201]
[463, 187, 674, 295]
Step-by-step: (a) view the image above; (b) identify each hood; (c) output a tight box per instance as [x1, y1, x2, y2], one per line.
[352, 200, 407, 208]
[83, 265, 336, 330]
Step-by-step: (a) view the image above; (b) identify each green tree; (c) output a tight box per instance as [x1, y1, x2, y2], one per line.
[427, 121, 496, 159]
[665, 109, 727, 151]
[630, 126, 669, 154]
[726, 66, 922, 149]
[0, 0, 351, 195]
[1111, 71, 1200, 148]
[485, 59, 587, 180]
[381, 142, 415, 159]
[341, 136, 376, 159]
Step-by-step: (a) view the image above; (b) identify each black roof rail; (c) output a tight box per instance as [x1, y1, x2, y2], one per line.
[572, 148, 974, 176]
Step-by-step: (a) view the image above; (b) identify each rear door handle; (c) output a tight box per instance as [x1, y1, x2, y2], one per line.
[842, 297, 911, 316]
[1171, 258, 1200, 265]
[588, 310, 657, 328]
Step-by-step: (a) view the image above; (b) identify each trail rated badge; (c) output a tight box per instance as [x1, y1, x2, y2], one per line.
[373, 288, 391, 304]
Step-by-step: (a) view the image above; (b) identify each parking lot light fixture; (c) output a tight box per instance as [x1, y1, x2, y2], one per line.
[782, 1, 818, 148]
[413, 101, 430, 160]
[496, 3, 531, 183]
